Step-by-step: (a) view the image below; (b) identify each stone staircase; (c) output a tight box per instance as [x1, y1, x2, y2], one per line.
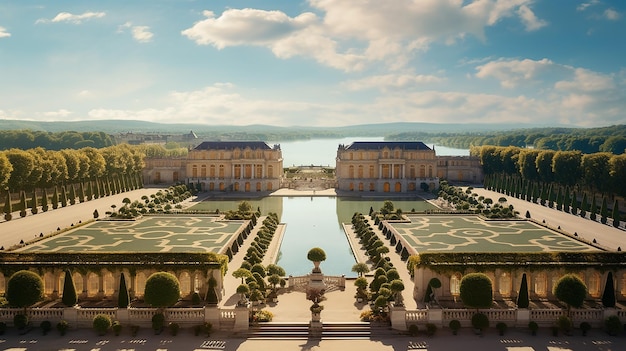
[248, 322, 371, 339]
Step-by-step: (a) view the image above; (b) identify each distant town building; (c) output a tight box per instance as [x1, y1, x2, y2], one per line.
[186, 141, 283, 192]
[116, 130, 199, 147]
[335, 141, 440, 192]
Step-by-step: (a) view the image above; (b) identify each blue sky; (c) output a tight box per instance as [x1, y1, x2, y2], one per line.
[0, 0, 624, 127]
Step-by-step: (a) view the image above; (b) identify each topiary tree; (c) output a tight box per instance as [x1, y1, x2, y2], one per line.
[459, 273, 493, 309]
[389, 279, 405, 306]
[4, 189, 12, 221]
[236, 284, 250, 305]
[553, 274, 587, 314]
[232, 268, 253, 284]
[118, 273, 130, 308]
[611, 200, 620, 228]
[19, 190, 27, 217]
[471, 312, 489, 333]
[7, 270, 44, 309]
[307, 247, 326, 273]
[351, 262, 370, 277]
[92, 314, 112, 336]
[601, 271, 616, 308]
[144, 272, 180, 308]
[517, 273, 529, 308]
[61, 270, 78, 307]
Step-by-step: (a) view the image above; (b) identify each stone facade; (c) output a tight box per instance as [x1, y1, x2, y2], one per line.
[335, 141, 439, 193]
[436, 155, 484, 184]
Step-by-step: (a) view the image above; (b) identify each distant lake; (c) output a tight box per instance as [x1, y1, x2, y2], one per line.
[273, 137, 469, 167]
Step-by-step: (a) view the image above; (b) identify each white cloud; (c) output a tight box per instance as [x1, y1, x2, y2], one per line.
[577, 0, 600, 12]
[0, 26, 10, 38]
[43, 109, 72, 117]
[37, 11, 106, 24]
[182, 9, 317, 48]
[604, 8, 622, 20]
[475, 58, 555, 88]
[518, 5, 548, 31]
[343, 74, 445, 91]
[132, 26, 153, 43]
[182, 1, 547, 72]
[555, 68, 615, 92]
[117, 22, 153, 43]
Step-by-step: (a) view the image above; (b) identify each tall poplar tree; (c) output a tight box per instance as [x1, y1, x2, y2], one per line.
[612, 200, 620, 228]
[61, 270, 78, 307]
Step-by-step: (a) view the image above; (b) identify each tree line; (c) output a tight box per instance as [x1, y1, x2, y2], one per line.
[388, 125, 626, 154]
[473, 145, 626, 197]
[0, 130, 115, 150]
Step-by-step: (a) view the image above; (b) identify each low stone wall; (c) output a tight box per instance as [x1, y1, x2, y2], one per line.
[0, 305, 249, 331]
[394, 307, 626, 331]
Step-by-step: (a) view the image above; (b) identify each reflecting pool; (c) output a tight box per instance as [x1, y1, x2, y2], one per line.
[190, 196, 437, 276]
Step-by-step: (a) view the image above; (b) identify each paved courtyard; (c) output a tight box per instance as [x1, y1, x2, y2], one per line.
[16, 215, 245, 253]
[389, 215, 599, 253]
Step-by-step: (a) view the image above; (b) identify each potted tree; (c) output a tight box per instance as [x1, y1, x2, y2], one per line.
[449, 319, 461, 335]
[92, 314, 112, 336]
[6, 270, 45, 334]
[496, 322, 508, 336]
[307, 247, 327, 273]
[528, 321, 539, 336]
[605, 315, 622, 336]
[471, 313, 489, 335]
[354, 277, 369, 303]
[143, 272, 180, 335]
[580, 321, 591, 336]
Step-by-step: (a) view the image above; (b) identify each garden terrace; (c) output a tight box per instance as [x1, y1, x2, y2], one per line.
[380, 215, 599, 259]
[13, 215, 255, 262]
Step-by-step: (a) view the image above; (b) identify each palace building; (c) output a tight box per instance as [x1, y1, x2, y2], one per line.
[186, 141, 283, 192]
[335, 141, 440, 193]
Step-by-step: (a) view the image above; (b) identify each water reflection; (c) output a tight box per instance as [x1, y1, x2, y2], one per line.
[191, 196, 437, 277]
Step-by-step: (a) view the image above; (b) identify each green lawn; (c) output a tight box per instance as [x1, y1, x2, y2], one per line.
[18, 216, 246, 253]
[389, 215, 599, 253]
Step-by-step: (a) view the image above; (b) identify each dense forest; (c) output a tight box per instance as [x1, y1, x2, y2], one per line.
[0, 130, 115, 150]
[389, 125, 626, 154]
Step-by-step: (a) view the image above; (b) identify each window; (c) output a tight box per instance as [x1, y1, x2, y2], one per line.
[534, 272, 547, 297]
[348, 165, 354, 178]
[588, 273, 601, 297]
[201, 165, 207, 177]
[192, 165, 198, 178]
[499, 272, 512, 297]
[450, 273, 461, 296]
[358, 165, 364, 178]
[179, 272, 191, 296]
[210, 165, 216, 178]
[135, 272, 146, 296]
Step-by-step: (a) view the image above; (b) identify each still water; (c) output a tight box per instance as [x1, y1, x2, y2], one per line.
[191, 197, 437, 277]
[275, 137, 469, 167]
[191, 137, 455, 276]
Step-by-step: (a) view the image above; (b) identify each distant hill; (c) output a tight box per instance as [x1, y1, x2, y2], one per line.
[0, 119, 555, 137]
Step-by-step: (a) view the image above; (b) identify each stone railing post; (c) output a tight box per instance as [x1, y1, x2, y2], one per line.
[390, 305, 408, 331]
[516, 309, 530, 328]
[116, 308, 130, 325]
[63, 307, 79, 329]
[427, 308, 442, 327]
[233, 306, 249, 332]
[205, 306, 220, 326]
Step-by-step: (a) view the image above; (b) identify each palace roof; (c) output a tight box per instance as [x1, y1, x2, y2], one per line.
[194, 141, 273, 150]
[344, 141, 432, 150]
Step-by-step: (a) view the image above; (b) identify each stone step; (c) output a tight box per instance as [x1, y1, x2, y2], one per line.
[248, 322, 372, 339]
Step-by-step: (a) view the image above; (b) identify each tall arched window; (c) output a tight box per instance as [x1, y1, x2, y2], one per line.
[450, 273, 462, 296]
[44, 272, 55, 295]
[192, 165, 198, 178]
[87, 273, 99, 297]
[534, 272, 547, 297]
[73, 273, 83, 294]
[209, 165, 216, 178]
[588, 273, 601, 297]
[348, 165, 354, 178]
[103, 272, 115, 296]
[499, 272, 512, 297]
[268, 165, 274, 178]
[201, 165, 207, 177]
[135, 272, 147, 296]
[179, 272, 191, 296]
